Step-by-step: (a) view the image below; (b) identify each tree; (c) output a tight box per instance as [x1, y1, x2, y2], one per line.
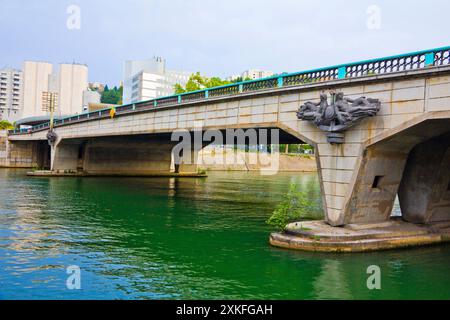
[174, 72, 235, 94]
[266, 183, 314, 231]
[101, 85, 123, 105]
[0, 120, 14, 130]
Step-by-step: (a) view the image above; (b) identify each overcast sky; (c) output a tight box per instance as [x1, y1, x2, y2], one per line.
[1, 0, 449, 85]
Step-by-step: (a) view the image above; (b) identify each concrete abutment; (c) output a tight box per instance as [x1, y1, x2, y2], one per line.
[49, 135, 201, 176]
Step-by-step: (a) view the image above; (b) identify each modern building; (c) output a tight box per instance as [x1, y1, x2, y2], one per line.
[241, 69, 274, 80]
[21, 61, 88, 119]
[22, 61, 53, 119]
[0, 68, 23, 122]
[82, 90, 101, 112]
[57, 64, 88, 116]
[123, 57, 190, 104]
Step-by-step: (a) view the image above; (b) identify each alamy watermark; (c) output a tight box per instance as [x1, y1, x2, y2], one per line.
[66, 265, 81, 290]
[366, 265, 381, 290]
[366, 5, 382, 30]
[66, 5, 81, 30]
[171, 128, 280, 175]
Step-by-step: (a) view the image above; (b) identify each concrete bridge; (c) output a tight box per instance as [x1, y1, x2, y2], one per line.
[5, 46, 450, 251]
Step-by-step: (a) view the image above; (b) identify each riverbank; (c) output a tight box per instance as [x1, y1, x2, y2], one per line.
[197, 147, 317, 172]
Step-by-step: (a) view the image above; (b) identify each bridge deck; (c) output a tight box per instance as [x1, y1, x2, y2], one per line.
[9, 46, 450, 136]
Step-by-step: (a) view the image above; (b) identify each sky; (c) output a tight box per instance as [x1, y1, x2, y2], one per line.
[1, 0, 449, 86]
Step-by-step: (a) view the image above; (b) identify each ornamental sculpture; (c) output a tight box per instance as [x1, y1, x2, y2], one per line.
[46, 130, 58, 146]
[297, 92, 381, 144]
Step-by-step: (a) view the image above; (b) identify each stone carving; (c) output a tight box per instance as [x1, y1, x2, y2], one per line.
[297, 92, 381, 144]
[46, 130, 58, 146]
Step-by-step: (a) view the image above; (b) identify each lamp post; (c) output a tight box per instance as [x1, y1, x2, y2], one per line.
[42, 92, 58, 130]
[42, 92, 58, 146]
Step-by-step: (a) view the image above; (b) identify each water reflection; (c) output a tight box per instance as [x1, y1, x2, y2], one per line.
[313, 260, 353, 300]
[0, 169, 449, 300]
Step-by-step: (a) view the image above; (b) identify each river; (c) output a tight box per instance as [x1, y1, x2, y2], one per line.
[0, 169, 449, 299]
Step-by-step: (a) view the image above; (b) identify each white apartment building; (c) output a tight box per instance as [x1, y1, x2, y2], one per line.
[21, 61, 88, 119]
[123, 57, 190, 104]
[82, 90, 101, 112]
[0, 68, 23, 122]
[22, 61, 53, 119]
[57, 64, 88, 116]
[241, 69, 274, 80]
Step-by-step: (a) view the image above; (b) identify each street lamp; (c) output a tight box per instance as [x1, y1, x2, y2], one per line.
[42, 91, 58, 130]
[42, 92, 58, 145]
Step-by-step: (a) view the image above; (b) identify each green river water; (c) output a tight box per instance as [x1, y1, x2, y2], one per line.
[0, 169, 449, 300]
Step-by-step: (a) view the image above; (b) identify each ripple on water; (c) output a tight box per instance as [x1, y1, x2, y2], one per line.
[0, 170, 449, 299]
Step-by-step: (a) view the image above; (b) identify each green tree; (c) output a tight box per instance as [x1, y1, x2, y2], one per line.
[174, 72, 235, 94]
[266, 183, 314, 230]
[0, 120, 14, 130]
[101, 85, 123, 105]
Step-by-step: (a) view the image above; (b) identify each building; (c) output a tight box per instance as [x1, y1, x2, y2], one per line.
[123, 57, 190, 104]
[21, 61, 88, 119]
[0, 68, 23, 122]
[57, 64, 88, 116]
[82, 90, 101, 112]
[241, 69, 274, 80]
[22, 61, 53, 119]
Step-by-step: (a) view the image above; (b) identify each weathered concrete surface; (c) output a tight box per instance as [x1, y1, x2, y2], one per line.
[341, 118, 450, 226]
[0, 130, 8, 167]
[1, 130, 50, 168]
[198, 148, 317, 172]
[50, 135, 201, 175]
[270, 219, 450, 253]
[399, 132, 450, 223]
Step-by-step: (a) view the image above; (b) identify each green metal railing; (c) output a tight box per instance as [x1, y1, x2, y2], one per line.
[9, 46, 450, 135]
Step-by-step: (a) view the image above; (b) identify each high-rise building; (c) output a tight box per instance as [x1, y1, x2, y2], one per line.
[241, 69, 274, 80]
[57, 64, 88, 116]
[22, 61, 53, 119]
[0, 68, 23, 122]
[21, 61, 88, 119]
[123, 57, 190, 104]
[82, 90, 101, 112]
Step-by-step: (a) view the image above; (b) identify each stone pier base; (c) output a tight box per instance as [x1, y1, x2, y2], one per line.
[26, 170, 207, 178]
[270, 218, 450, 253]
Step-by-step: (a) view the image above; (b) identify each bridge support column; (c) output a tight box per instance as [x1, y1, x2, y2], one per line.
[399, 133, 450, 223]
[48, 136, 202, 176]
[3, 140, 44, 168]
[83, 138, 174, 175]
[174, 149, 199, 174]
[316, 141, 412, 226]
[340, 145, 411, 225]
[320, 123, 450, 227]
[51, 140, 81, 172]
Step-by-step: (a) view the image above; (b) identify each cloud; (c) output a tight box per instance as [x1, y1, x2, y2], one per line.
[0, 0, 449, 85]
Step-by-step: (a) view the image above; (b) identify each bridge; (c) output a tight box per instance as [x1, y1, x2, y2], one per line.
[5, 46, 450, 251]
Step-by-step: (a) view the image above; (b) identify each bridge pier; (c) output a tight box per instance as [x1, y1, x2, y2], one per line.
[272, 118, 450, 252]
[0, 139, 49, 169]
[45, 135, 203, 177]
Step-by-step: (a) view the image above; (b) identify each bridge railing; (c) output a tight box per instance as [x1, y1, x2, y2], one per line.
[8, 46, 450, 136]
